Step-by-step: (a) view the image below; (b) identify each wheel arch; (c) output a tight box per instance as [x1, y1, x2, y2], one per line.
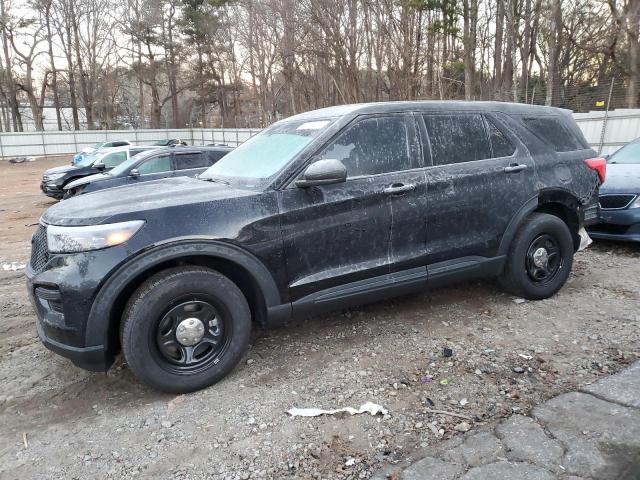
[85, 239, 283, 356]
[499, 189, 583, 256]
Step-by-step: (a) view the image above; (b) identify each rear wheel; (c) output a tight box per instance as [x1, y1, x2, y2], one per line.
[120, 266, 251, 393]
[499, 213, 574, 300]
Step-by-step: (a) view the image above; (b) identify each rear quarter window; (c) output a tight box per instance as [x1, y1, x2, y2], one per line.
[519, 116, 584, 152]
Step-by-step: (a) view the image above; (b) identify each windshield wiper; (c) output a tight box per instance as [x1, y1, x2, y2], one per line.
[202, 176, 230, 185]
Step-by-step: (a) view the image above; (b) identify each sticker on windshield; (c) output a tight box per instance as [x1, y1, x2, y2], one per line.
[296, 120, 330, 131]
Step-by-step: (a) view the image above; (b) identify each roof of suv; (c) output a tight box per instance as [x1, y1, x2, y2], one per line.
[285, 101, 571, 122]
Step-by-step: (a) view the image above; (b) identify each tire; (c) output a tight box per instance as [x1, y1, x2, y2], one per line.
[499, 213, 574, 300]
[120, 266, 251, 393]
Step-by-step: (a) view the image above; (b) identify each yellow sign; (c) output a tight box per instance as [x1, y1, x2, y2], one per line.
[596, 100, 605, 107]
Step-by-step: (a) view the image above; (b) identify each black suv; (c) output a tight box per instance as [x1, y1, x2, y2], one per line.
[27, 102, 603, 393]
[63, 146, 233, 198]
[41, 146, 157, 199]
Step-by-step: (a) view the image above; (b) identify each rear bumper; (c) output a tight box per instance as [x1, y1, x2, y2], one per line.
[587, 208, 640, 243]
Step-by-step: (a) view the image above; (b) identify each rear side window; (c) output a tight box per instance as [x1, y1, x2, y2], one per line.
[486, 118, 515, 157]
[205, 150, 229, 164]
[175, 152, 208, 170]
[317, 115, 417, 177]
[520, 116, 582, 152]
[423, 114, 491, 165]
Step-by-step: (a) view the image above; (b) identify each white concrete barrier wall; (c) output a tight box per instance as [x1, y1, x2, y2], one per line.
[0, 128, 263, 158]
[1, 110, 640, 158]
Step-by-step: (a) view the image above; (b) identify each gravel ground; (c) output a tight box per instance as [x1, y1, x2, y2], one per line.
[0, 157, 639, 479]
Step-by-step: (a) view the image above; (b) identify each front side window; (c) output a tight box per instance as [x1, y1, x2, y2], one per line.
[316, 116, 416, 177]
[423, 114, 491, 166]
[137, 155, 172, 174]
[175, 153, 208, 170]
[201, 119, 334, 183]
[101, 151, 128, 167]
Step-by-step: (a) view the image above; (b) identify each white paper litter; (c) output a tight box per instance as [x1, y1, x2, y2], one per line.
[2, 263, 26, 271]
[286, 402, 388, 418]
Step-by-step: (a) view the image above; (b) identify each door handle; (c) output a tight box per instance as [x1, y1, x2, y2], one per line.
[504, 163, 527, 173]
[383, 183, 416, 195]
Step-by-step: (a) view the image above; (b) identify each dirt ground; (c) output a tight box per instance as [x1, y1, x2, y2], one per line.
[0, 157, 639, 480]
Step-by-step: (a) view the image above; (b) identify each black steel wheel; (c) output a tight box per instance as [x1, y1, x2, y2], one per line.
[499, 213, 574, 300]
[525, 234, 562, 284]
[121, 267, 251, 393]
[153, 298, 230, 374]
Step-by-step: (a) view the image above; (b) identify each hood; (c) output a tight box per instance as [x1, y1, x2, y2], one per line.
[600, 163, 640, 194]
[42, 176, 256, 226]
[65, 173, 110, 189]
[44, 165, 78, 176]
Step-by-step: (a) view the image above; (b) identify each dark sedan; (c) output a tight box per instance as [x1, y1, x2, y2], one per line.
[41, 146, 157, 199]
[587, 138, 640, 242]
[63, 146, 232, 198]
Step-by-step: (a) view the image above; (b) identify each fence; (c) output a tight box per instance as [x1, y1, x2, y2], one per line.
[573, 109, 640, 155]
[1, 109, 640, 159]
[0, 128, 263, 159]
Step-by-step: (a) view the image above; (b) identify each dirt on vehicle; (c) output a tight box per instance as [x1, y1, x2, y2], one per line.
[0, 156, 639, 479]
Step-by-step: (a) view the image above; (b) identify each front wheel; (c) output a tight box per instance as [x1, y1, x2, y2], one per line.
[120, 266, 251, 393]
[499, 213, 574, 300]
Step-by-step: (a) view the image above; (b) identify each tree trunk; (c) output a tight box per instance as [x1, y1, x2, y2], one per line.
[463, 0, 478, 100]
[546, 0, 562, 106]
[494, 0, 504, 99]
[70, 1, 93, 129]
[44, 0, 62, 130]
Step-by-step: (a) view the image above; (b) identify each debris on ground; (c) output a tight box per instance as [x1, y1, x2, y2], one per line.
[286, 402, 388, 418]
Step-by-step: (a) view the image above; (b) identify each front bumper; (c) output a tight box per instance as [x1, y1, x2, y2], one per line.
[40, 181, 64, 199]
[24, 229, 140, 372]
[587, 207, 640, 242]
[26, 268, 113, 371]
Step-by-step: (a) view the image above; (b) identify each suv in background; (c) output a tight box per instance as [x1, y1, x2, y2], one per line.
[27, 101, 603, 393]
[63, 145, 233, 197]
[41, 145, 158, 199]
[72, 140, 132, 165]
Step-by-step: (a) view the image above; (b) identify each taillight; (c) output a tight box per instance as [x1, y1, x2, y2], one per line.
[584, 157, 606, 184]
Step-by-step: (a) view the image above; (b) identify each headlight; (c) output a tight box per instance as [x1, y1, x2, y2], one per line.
[47, 220, 145, 253]
[630, 196, 640, 209]
[45, 173, 65, 182]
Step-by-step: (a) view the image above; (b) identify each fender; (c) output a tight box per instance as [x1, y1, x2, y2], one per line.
[84, 238, 283, 349]
[498, 189, 582, 256]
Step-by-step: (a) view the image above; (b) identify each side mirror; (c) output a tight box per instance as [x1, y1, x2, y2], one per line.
[295, 159, 347, 188]
[130, 169, 140, 177]
[94, 162, 105, 170]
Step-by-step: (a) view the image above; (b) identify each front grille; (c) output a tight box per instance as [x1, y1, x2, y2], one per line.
[599, 194, 636, 209]
[30, 224, 50, 273]
[589, 223, 630, 235]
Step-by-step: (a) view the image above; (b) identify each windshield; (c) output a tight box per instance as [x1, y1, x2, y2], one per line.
[200, 119, 334, 184]
[609, 140, 640, 164]
[77, 153, 99, 167]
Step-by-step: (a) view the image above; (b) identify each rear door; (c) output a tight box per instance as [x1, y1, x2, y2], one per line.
[420, 112, 536, 263]
[278, 113, 427, 303]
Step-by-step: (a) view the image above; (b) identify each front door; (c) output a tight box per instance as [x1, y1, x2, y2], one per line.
[278, 113, 427, 304]
[134, 152, 175, 182]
